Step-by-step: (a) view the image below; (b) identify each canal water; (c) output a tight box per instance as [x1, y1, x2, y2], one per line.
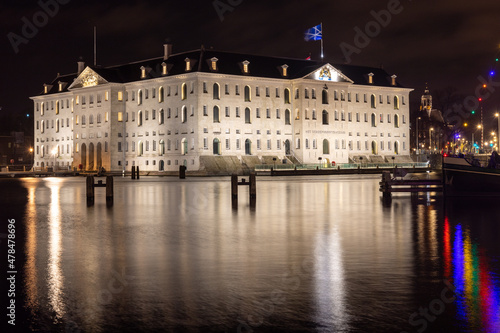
[1, 175, 499, 332]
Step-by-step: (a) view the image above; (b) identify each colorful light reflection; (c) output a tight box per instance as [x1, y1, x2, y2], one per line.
[444, 217, 500, 332]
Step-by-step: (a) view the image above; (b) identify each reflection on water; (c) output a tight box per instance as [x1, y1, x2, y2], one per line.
[1, 176, 497, 332]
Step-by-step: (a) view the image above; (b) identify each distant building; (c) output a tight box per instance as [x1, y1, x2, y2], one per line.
[416, 86, 446, 153]
[0, 132, 32, 167]
[31, 45, 413, 172]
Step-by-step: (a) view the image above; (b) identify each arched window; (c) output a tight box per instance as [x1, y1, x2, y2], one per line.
[394, 141, 399, 155]
[245, 107, 251, 124]
[245, 139, 252, 155]
[159, 140, 165, 155]
[159, 109, 164, 124]
[323, 139, 330, 154]
[312, 89, 316, 99]
[284, 88, 291, 104]
[213, 106, 220, 123]
[213, 138, 220, 155]
[394, 114, 400, 128]
[159, 86, 164, 103]
[394, 96, 400, 110]
[322, 89, 329, 104]
[181, 83, 187, 100]
[244, 85, 251, 102]
[371, 113, 376, 127]
[41, 102, 45, 116]
[56, 119, 59, 133]
[55, 100, 59, 114]
[138, 89, 143, 105]
[322, 110, 329, 125]
[371, 141, 378, 155]
[138, 110, 143, 126]
[213, 83, 220, 100]
[138, 141, 143, 156]
[182, 106, 187, 123]
[371, 94, 376, 108]
[181, 138, 188, 155]
[41, 120, 45, 133]
[312, 110, 316, 120]
[285, 109, 291, 125]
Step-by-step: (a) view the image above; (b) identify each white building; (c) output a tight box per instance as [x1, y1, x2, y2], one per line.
[32, 45, 413, 172]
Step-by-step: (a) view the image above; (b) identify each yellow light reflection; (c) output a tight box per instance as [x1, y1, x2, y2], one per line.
[25, 184, 38, 314]
[48, 180, 65, 320]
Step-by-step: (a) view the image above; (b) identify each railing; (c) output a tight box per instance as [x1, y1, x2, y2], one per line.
[255, 162, 430, 171]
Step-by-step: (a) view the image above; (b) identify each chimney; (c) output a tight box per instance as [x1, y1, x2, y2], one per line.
[77, 57, 85, 74]
[368, 72, 374, 84]
[391, 75, 397, 86]
[163, 43, 172, 60]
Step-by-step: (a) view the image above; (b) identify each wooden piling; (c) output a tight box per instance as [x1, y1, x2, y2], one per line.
[86, 176, 95, 206]
[249, 172, 256, 206]
[106, 176, 113, 206]
[136, 166, 140, 179]
[231, 174, 238, 206]
[131, 166, 136, 179]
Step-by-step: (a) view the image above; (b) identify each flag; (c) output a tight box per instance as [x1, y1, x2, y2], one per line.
[304, 24, 322, 41]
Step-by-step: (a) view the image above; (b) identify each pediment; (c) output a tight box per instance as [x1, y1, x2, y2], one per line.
[68, 67, 108, 89]
[304, 64, 353, 83]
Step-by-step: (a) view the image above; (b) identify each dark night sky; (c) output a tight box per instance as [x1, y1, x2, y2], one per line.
[2, 0, 500, 126]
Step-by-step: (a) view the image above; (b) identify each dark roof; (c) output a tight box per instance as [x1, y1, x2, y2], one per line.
[40, 48, 406, 95]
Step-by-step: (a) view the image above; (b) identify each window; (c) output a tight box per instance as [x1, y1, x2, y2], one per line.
[55, 100, 59, 114]
[236, 107, 240, 117]
[334, 110, 339, 121]
[371, 113, 376, 127]
[312, 110, 316, 120]
[203, 105, 207, 116]
[97, 114, 101, 123]
[213, 138, 221, 155]
[388, 114, 391, 123]
[322, 110, 329, 125]
[312, 89, 316, 99]
[245, 107, 251, 124]
[285, 109, 291, 125]
[305, 88, 309, 99]
[244, 85, 251, 102]
[394, 96, 400, 110]
[138, 89, 142, 105]
[266, 108, 270, 118]
[89, 114, 94, 124]
[213, 106, 220, 123]
[284, 88, 291, 104]
[402, 115, 406, 124]
[203, 82, 207, 93]
[225, 84, 229, 95]
[348, 112, 352, 122]
[334, 90, 338, 100]
[159, 87, 164, 102]
[182, 106, 187, 123]
[181, 83, 187, 100]
[256, 87, 260, 97]
[356, 113, 360, 122]
[256, 108, 260, 118]
[394, 114, 400, 128]
[295, 88, 299, 99]
[276, 88, 280, 98]
[225, 107, 230, 117]
[380, 114, 383, 123]
[138, 111, 143, 126]
[371, 94, 376, 108]
[82, 115, 86, 125]
[213, 83, 220, 100]
[276, 109, 280, 119]
[235, 85, 240, 95]
[266, 87, 270, 97]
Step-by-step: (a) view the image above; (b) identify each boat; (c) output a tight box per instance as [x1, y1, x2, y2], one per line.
[442, 153, 500, 195]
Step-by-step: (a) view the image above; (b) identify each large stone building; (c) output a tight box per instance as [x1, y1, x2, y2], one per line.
[32, 45, 413, 172]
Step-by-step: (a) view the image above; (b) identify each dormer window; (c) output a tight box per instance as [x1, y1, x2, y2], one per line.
[161, 62, 168, 76]
[140, 66, 146, 79]
[368, 73, 374, 84]
[242, 60, 250, 74]
[185, 58, 191, 71]
[43, 84, 49, 94]
[58, 81, 64, 92]
[210, 57, 218, 71]
[281, 64, 288, 77]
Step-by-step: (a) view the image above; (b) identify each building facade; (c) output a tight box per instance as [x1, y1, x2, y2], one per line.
[32, 46, 413, 172]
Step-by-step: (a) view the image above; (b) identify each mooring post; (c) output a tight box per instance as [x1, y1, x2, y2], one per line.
[179, 165, 186, 179]
[231, 174, 238, 205]
[381, 171, 392, 200]
[86, 175, 95, 206]
[131, 166, 136, 179]
[249, 172, 256, 206]
[136, 166, 140, 179]
[106, 176, 113, 206]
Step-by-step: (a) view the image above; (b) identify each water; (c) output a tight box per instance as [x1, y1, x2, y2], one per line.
[1, 175, 499, 333]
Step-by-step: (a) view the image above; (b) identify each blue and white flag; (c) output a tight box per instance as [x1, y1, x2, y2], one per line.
[304, 24, 322, 41]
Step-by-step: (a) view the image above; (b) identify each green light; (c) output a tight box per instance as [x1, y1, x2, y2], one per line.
[471, 110, 475, 114]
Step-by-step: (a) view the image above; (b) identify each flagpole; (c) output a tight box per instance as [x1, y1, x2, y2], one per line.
[320, 22, 324, 59]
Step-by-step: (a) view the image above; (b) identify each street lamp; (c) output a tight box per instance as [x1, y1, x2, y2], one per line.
[429, 127, 434, 152]
[29, 147, 33, 171]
